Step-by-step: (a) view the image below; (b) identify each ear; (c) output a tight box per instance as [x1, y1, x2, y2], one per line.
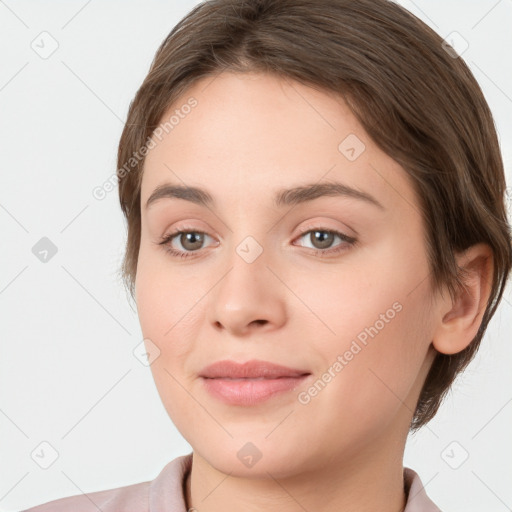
[432, 243, 494, 355]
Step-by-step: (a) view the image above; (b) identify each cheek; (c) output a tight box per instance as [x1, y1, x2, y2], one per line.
[298, 246, 433, 425]
[135, 253, 206, 441]
[335, 302, 428, 403]
[135, 246, 204, 369]
[136, 240, 196, 329]
[294, 299, 431, 458]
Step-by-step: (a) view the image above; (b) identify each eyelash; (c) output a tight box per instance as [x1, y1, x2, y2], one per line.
[156, 225, 357, 260]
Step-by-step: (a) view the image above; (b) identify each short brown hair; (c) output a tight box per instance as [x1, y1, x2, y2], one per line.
[116, 0, 512, 431]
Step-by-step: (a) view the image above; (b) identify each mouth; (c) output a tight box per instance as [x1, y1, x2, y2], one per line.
[199, 359, 311, 406]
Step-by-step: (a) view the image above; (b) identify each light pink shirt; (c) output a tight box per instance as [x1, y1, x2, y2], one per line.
[22, 453, 441, 511]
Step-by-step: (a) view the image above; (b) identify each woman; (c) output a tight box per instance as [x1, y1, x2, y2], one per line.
[23, 0, 511, 510]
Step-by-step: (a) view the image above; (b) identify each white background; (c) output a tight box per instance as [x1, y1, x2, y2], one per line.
[1, 1, 511, 511]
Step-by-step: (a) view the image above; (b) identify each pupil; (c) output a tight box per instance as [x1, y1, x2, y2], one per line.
[183, 232, 203, 250]
[313, 230, 333, 249]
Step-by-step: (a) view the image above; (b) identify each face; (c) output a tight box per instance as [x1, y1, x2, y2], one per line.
[136, 71, 439, 478]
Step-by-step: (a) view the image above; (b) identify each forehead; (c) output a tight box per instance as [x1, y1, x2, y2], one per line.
[140, 71, 420, 216]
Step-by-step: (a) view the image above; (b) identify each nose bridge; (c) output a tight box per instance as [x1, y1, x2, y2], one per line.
[220, 230, 271, 300]
[219, 197, 277, 270]
[234, 233, 266, 266]
[207, 227, 286, 334]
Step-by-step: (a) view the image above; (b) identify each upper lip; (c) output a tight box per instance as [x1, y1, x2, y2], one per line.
[199, 359, 311, 379]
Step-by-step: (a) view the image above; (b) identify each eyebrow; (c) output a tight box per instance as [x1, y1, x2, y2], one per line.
[144, 180, 385, 211]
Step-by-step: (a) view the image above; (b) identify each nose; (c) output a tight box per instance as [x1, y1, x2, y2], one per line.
[207, 238, 287, 337]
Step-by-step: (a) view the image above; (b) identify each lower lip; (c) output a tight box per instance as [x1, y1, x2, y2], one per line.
[201, 376, 310, 406]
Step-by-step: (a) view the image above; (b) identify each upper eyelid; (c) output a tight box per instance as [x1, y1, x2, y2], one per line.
[165, 226, 354, 247]
[168, 217, 353, 235]
[167, 225, 349, 237]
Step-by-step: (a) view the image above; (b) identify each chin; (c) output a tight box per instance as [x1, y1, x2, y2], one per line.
[194, 438, 311, 479]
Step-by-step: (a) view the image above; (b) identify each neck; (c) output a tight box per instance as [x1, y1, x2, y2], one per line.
[185, 426, 408, 512]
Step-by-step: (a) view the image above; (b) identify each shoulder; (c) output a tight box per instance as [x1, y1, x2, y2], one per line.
[21, 453, 193, 512]
[403, 466, 442, 512]
[21, 480, 150, 512]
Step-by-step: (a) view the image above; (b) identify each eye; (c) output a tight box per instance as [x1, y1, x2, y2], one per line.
[155, 226, 357, 260]
[293, 227, 357, 256]
[157, 228, 215, 259]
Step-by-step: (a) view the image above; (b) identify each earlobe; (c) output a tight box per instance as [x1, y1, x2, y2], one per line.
[432, 243, 494, 355]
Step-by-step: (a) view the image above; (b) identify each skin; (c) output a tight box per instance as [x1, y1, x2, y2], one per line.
[135, 71, 493, 512]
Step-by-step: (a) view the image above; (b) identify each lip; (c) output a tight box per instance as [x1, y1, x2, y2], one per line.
[199, 359, 311, 406]
[199, 359, 310, 379]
